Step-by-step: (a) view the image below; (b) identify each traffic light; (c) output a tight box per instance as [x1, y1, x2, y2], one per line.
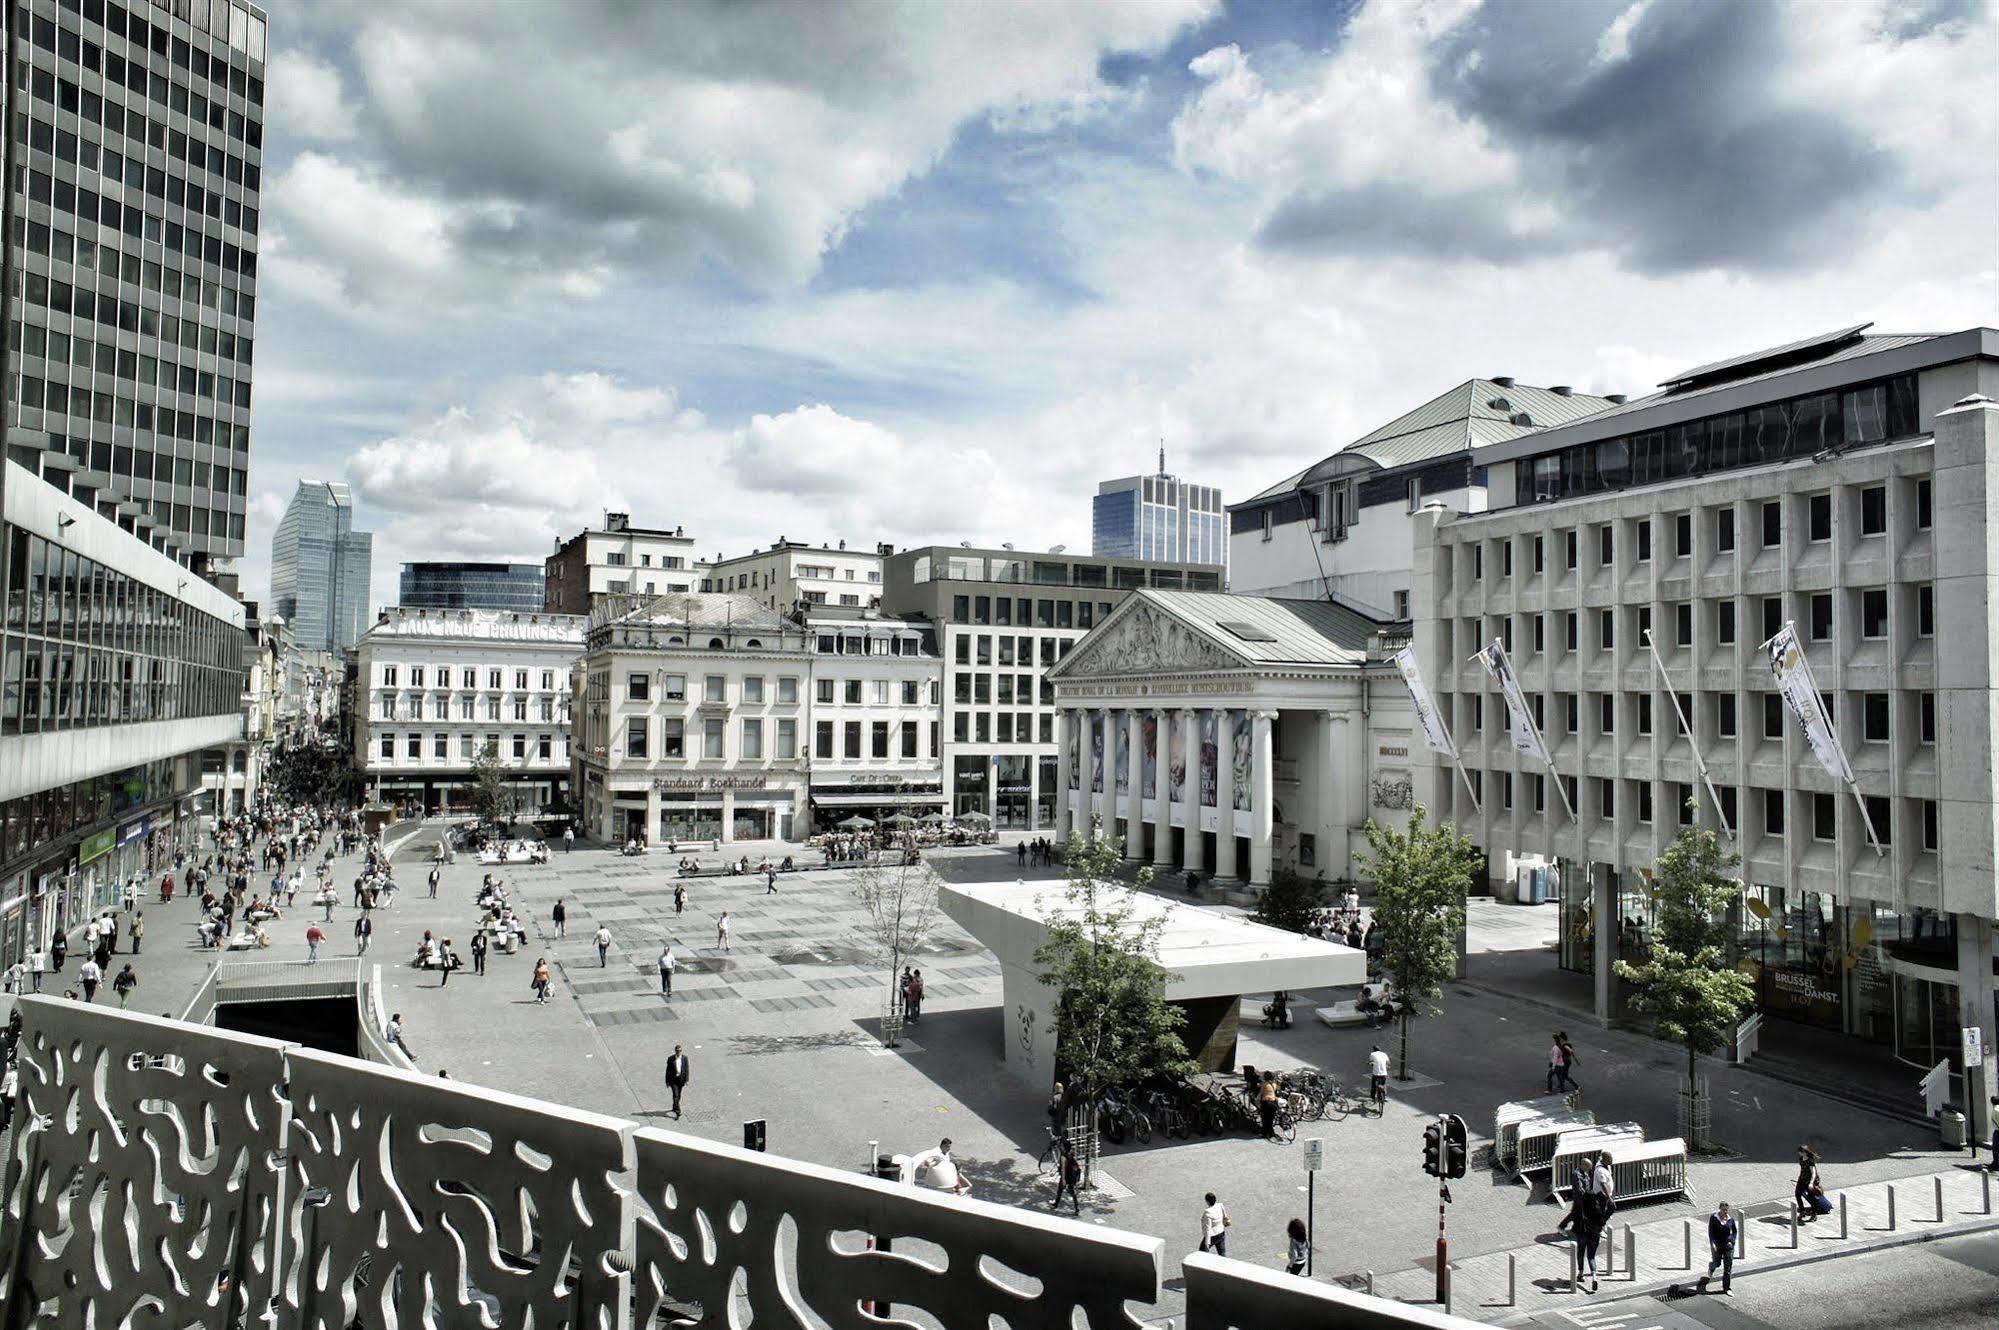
[1421, 1122, 1441, 1177]
[1443, 1114, 1468, 1180]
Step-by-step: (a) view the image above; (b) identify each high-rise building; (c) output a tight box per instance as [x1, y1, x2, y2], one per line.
[399, 561, 544, 613]
[2, 0, 269, 578]
[270, 480, 371, 653]
[1091, 451, 1226, 567]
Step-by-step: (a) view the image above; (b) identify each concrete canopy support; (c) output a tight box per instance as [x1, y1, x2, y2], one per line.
[1179, 708, 1205, 875]
[1249, 710, 1276, 888]
[1054, 707, 1074, 845]
[645, 785, 661, 842]
[1123, 711, 1144, 859]
[1591, 864, 1615, 1024]
[1958, 911, 1996, 1145]
[1152, 708, 1174, 867]
[1326, 711, 1353, 880]
[1214, 709, 1239, 881]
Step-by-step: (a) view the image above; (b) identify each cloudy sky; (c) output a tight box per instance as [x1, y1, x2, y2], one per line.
[244, 0, 1997, 612]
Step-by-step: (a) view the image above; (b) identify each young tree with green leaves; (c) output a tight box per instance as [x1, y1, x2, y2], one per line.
[1613, 818, 1755, 1149]
[1252, 868, 1331, 935]
[1035, 820, 1194, 1131]
[1356, 805, 1479, 1080]
[852, 856, 942, 1049]
[468, 741, 515, 828]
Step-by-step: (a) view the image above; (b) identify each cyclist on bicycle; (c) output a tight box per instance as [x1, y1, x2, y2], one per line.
[1367, 1045, 1390, 1110]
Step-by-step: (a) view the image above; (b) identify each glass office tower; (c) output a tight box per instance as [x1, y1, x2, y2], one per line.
[399, 562, 545, 613]
[1091, 459, 1225, 567]
[269, 479, 370, 653]
[3, 0, 268, 577]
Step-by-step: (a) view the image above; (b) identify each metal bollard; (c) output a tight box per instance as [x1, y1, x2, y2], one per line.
[1366, 1270, 1375, 1298]
[1887, 1183, 1897, 1231]
[1624, 1226, 1635, 1281]
[1934, 1176, 1946, 1223]
[1443, 1263, 1453, 1315]
[1984, 1170, 1994, 1216]
[1735, 1207, 1746, 1259]
[1789, 1204, 1799, 1250]
[1682, 1218, 1693, 1270]
[1569, 1243, 1579, 1292]
[1507, 1252, 1517, 1307]
[1839, 1192, 1848, 1239]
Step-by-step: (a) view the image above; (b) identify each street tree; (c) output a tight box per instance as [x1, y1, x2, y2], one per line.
[1252, 868, 1331, 936]
[852, 856, 942, 1049]
[1355, 804, 1479, 1080]
[1036, 819, 1193, 1158]
[1612, 817, 1755, 1150]
[468, 742, 515, 828]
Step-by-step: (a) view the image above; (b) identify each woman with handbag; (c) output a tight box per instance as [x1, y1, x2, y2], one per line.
[1794, 1145, 1824, 1222]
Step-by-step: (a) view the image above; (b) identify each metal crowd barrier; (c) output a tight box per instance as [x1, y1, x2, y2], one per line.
[1603, 1137, 1690, 1204]
[1514, 1110, 1600, 1175]
[1548, 1123, 1647, 1198]
[1494, 1094, 1582, 1170]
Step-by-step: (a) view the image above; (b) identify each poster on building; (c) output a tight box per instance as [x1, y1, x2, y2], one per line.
[1392, 647, 1458, 759]
[1199, 712, 1218, 807]
[1764, 624, 1853, 782]
[1115, 716, 1130, 795]
[1231, 713, 1252, 811]
[1090, 715, 1105, 793]
[1141, 713, 1158, 800]
[1068, 718, 1081, 790]
[1168, 716, 1186, 803]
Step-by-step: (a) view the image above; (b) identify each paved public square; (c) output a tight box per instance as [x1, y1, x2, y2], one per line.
[96, 826, 1991, 1324]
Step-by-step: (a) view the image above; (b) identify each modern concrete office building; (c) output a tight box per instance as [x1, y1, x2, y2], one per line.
[1411, 324, 1999, 1119]
[269, 479, 370, 653]
[880, 546, 1224, 829]
[703, 538, 885, 613]
[351, 607, 583, 817]
[1092, 451, 1227, 567]
[543, 512, 697, 615]
[0, 460, 245, 967]
[399, 561, 544, 613]
[3, 0, 268, 577]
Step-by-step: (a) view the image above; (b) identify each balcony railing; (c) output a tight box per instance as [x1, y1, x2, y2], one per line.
[0, 998, 1478, 1329]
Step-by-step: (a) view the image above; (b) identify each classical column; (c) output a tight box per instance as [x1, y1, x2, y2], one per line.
[1053, 707, 1074, 844]
[1214, 708, 1239, 881]
[1327, 711, 1353, 879]
[1152, 707, 1173, 867]
[1179, 708, 1205, 875]
[1122, 710, 1144, 859]
[1249, 710, 1276, 888]
[1095, 708, 1116, 840]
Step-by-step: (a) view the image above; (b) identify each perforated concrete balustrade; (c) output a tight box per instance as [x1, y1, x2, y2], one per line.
[0, 997, 1481, 1328]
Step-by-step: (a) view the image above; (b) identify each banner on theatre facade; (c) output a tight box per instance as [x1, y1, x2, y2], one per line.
[1474, 640, 1552, 765]
[1765, 623, 1853, 782]
[1392, 647, 1457, 760]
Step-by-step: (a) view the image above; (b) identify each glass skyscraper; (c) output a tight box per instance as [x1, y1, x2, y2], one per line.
[1091, 457, 1225, 567]
[3, 0, 268, 578]
[399, 562, 544, 613]
[270, 479, 370, 653]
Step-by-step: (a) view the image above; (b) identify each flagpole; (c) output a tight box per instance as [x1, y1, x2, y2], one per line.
[1757, 621, 1884, 858]
[1642, 630, 1734, 840]
[1470, 641, 1575, 824]
[1392, 645, 1481, 814]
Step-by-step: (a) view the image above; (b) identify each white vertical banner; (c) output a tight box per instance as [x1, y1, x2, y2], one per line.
[1762, 622, 1881, 855]
[1392, 647, 1457, 760]
[1474, 640, 1551, 765]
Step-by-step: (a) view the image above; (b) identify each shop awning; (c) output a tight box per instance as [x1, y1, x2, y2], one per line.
[811, 791, 949, 807]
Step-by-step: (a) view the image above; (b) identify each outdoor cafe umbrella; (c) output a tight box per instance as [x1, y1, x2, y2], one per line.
[919, 812, 952, 824]
[954, 811, 993, 826]
[836, 815, 877, 829]
[883, 813, 919, 827]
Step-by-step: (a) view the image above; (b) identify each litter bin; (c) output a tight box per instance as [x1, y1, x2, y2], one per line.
[1940, 1106, 1967, 1150]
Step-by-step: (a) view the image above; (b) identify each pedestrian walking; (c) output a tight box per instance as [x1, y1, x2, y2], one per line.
[1573, 1151, 1613, 1291]
[1016, 842, 1026, 869]
[764, 865, 777, 895]
[658, 944, 676, 995]
[532, 957, 552, 1004]
[904, 968, 924, 1024]
[130, 912, 144, 955]
[471, 931, 488, 976]
[563, 827, 574, 853]
[428, 866, 441, 899]
[51, 932, 66, 972]
[29, 949, 44, 992]
[1795, 1145, 1825, 1222]
[595, 925, 613, 967]
[664, 1044, 690, 1118]
[1285, 1217, 1310, 1275]
[305, 924, 324, 961]
[1556, 1157, 1588, 1233]
[674, 884, 686, 914]
[438, 942, 460, 986]
[112, 963, 137, 1008]
[717, 912, 730, 951]
[354, 914, 372, 954]
[1198, 1192, 1230, 1257]
[1557, 1032, 1581, 1094]
[1546, 1032, 1566, 1093]
[1700, 1200, 1737, 1295]
[79, 958, 103, 1003]
[552, 899, 567, 938]
[1051, 1139, 1083, 1213]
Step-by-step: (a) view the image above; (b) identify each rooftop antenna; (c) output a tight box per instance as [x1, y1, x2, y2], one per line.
[1158, 441, 1167, 476]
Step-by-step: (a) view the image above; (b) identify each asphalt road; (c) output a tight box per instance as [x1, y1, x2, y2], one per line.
[1520, 1232, 1999, 1330]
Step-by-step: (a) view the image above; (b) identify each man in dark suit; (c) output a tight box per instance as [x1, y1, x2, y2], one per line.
[665, 1045, 690, 1118]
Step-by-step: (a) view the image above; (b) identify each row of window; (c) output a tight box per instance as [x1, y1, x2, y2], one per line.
[0, 755, 177, 865]
[815, 719, 933, 761]
[814, 633, 928, 657]
[47, 0, 268, 93]
[952, 711, 1054, 745]
[1461, 478, 1933, 586]
[1448, 584, 1935, 660]
[30, 5, 266, 147]
[19, 224, 256, 328]
[376, 694, 565, 724]
[953, 633, 1075, 669]
[377, 665, 570, 692]
[1455, 687, 1935, 748]
[623, 716, 800, 762]
[951, 595, 1114, 629]
[954, 672, 1056, 707]
[1509, 374, 1920, 508]
[1467, 770, 1937, 853]
[374, 732, 568, 766]
[913, 554, 1223, 590]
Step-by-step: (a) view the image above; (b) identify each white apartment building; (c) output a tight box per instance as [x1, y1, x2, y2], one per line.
[1413, 325, 1998, 1125]
[543, 512, 699, 616]
[1229, 378, 1616, 618]
[573, 595, 811, 843]
[703, 539, 885, 614]
[351, 608, 585, 817]
[803, 610, 945, 832]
